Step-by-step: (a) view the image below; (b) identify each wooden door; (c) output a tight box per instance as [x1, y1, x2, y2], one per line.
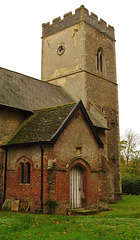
[70, 165, 83, 208]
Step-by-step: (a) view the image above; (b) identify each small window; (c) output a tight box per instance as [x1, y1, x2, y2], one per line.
[19, 161, 31, 184]
[97, 47, 103, 72]
[20, 163, 24, 183]
[26, 162, 31, 184]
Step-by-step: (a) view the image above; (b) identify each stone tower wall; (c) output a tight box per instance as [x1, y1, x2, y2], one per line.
[41, 21, 87, 106]
[41, 23, 85, 81]
[41, 5, 121, 200]
[84, 23, 116, 83]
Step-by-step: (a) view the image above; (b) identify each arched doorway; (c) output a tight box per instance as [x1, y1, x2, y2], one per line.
[70, 165, 84, 208]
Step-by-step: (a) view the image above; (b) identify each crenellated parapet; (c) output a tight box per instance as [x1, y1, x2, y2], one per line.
[42, 5, 115, 40]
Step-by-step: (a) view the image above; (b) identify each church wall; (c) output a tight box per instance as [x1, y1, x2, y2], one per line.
[5, 110, 107, 214]
[0, 107, 29, 207]
[5, 144, 48, 211]
[49, 110, 107, 213]
[0, 107, 28, 145]
[51, 110, 102, 168]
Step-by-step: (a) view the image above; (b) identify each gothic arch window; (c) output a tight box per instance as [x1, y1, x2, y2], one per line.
[20, 162, 24, 184]
[19, 161, 31, 184]
[26, 162, 31, 184]
[97, 47, 103, 72]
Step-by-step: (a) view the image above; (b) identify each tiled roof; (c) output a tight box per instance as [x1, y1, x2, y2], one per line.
[0, 68, 74, 111]
[6, 103, 76, 145]
[88, 111, 109, 130]
[5, 101, 104, 148]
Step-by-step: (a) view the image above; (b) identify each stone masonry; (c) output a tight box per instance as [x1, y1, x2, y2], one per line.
[41, 5, 121, 201]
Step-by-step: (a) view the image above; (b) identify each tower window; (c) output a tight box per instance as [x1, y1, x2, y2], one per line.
[97, 47, 103, 72]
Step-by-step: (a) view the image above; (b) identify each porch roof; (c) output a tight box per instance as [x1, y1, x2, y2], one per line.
[3, 101, 105, 148]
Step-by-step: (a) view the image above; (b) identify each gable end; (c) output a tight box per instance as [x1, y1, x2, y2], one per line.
[51, 100, 104, 148]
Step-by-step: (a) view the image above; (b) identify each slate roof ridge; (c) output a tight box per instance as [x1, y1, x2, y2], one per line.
[0, 67, 74, 111]
[0, 67, 63, 88]
[0, 67, 42, 83]
[0, 67, 76, 103]
[33, 101, 76, 112]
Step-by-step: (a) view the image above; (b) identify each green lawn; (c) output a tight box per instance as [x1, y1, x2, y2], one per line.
[0, 195, 140, 240]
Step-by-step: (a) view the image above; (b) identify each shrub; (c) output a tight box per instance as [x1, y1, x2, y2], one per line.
[44, 200, 58, 214]
[122, 175, 140, 195]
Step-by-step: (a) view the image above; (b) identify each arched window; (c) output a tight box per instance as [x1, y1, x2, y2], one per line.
[26, 162, 31, 184]
[20, 162, 24, 183]
[97, 47, 103, 72]
[19, 161, 31, 184]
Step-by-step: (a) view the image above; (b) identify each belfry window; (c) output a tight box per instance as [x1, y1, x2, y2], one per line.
[97, 47, 103, 72]
[19, 161, 31, 184]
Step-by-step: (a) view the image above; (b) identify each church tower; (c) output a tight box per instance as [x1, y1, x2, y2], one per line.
[41, 6, 121, 200]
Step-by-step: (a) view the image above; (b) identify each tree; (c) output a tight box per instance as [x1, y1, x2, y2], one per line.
[120, 129, 140, 176]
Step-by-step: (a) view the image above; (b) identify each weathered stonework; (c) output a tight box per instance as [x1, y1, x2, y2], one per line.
[41, 5, 121, 201]
[42, 5, 114, 40]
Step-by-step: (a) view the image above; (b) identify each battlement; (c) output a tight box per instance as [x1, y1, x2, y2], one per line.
[42, 5, 115, 40]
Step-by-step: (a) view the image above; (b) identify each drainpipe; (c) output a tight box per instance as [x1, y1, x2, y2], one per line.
[39, 144, 44, 212]
[3, 147, 8, 203]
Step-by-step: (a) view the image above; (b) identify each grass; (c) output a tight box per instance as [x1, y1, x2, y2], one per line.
[0, 195, 140, 239]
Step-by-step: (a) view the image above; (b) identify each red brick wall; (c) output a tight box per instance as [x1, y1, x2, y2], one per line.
[5, 110, 107, 213]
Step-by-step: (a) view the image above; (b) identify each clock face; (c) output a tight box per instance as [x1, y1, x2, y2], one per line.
[57, 45, 65, 55]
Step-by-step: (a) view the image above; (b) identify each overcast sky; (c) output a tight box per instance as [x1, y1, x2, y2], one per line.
[0, 0, 140, 136]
